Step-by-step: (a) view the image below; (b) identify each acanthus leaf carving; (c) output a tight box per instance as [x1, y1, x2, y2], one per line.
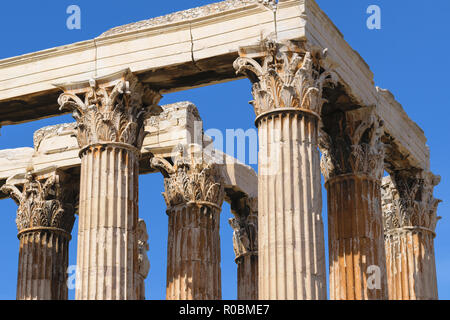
[57, 70, 162, 150]
[150, 146, 225, 211]
[382, 171, 442, 234]
[234, 39, 337, 119]
[319, 107, 385, 181]
[1, 171, 77, 236]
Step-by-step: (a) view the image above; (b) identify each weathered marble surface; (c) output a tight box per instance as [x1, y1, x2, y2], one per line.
[382, 174, 440, 300]
[321, 107, 388, 300]
[235, 39, 330, 300]
[0, 101, 257, 202]
[1, 170, 76, 300]
[101, 0, 260, 37]
[229, 196, 258, 300]
[151, 150, 225, 300]
[0, 0, 430, 174]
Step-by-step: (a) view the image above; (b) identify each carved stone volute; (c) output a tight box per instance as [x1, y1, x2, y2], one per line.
[1, 170, 77, 238]
[234, 39, 337, 121]
[150, 146, 225, 213]
[57, 69, 162, 150]
[320, 107, 385, 182]
[382, 171, 442, 235]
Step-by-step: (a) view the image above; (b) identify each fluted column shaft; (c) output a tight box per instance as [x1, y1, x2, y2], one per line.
[17, 230, 70, 300]
[234, 39, 335, 300]
[57, 69, 162, 300]
[1, 170, 76, 300]
[76, 144, 139, 300]
[258, 111, 326, 300]
[135, 275, 145, 300]
[151, 150, 225, 300]
[230, 196, 258, 300]
[237, 254, 258, 300]
[166, 203, 221, 300]
[326, 175, 387, 300]
[385, 229, 437, 300]
[320, 107, 388, 300]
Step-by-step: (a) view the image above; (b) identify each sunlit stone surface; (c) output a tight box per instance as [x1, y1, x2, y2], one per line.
[0, 0, 441, 301]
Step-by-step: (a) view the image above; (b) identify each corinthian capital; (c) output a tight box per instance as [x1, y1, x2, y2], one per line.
[150, 145, 225, 211]
[319, 106, 385, 181]
[234, 39, 337, 120]
[382, 171, 442, 235]
[56, 69, 162, 150]
[1, 170, 77, 237]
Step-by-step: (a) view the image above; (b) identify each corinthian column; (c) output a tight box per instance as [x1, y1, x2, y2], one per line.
[57, 69, 162, 300]
[229, 196, 258, 300]
[382, 171, 441, 300]
[320, 107, 388, 300]
[1, 169, 76, 300]
[234, 39, 336, 300]
[151, 147, 225, 300]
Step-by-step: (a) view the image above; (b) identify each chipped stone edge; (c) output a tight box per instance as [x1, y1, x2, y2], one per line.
[99, 0, 260, 38]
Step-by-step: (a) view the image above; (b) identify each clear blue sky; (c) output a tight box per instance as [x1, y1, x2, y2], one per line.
[0, 0, 448, 300]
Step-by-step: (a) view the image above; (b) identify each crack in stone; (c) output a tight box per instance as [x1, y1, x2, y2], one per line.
[189, 23, 204, 73]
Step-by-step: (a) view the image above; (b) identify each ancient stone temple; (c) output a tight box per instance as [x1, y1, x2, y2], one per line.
[0, 0, 441, 300]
